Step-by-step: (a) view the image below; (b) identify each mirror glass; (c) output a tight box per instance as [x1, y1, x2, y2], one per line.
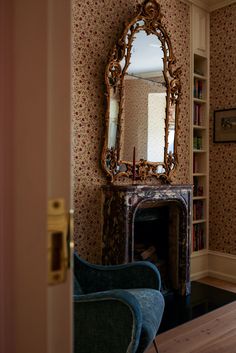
[120, 31, 166, 163]
[102, 0, 181, 183]
[108, 89, 120, 150]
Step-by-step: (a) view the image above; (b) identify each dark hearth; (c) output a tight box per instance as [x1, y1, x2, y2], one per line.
[159, 281, 236, 333]
[134, 204, 177, 294]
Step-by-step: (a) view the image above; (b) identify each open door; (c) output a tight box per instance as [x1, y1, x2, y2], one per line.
[47, 1, 72, 352]
[0, 1, 73, 353]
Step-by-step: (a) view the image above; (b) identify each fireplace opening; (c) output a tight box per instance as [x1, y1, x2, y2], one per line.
[134, 201, 180, 294]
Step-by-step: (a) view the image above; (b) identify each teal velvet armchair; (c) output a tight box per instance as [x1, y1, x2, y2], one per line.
[73, 252, 164, 353]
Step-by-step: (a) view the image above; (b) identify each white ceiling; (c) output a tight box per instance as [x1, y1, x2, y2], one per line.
[204, 0, 235, 5]
[127, 31, 163, 75]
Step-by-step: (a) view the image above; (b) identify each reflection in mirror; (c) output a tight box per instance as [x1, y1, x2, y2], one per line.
[121, 31, 166, 163]
[102, 0, 181, 183]
[168, 104, 176, 155]
[127, 31, 163, 76]
[147, 92, 165, 162]
[108, 88, 120, 149]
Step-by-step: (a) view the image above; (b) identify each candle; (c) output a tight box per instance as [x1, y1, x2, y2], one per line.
[132, 146, 136, 182]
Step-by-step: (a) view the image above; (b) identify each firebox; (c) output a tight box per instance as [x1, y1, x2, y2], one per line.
[134, 201, 181, 294]
[101, 184, 192, 295]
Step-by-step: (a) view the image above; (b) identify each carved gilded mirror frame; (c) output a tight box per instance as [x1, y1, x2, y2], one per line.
[102, 0, 181, 183]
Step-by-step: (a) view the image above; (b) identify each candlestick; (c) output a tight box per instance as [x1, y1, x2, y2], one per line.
[132, 146, 136, 183]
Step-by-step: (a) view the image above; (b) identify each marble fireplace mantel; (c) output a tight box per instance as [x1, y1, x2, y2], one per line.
[101, 184, 192, 295]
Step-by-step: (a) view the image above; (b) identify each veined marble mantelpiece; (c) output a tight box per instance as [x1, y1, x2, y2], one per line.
[101, 184, 192, 295]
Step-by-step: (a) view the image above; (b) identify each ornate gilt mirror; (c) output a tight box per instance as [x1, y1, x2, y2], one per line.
[102, 0, 181, 183]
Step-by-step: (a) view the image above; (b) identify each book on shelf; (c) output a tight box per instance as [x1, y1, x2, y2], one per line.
[193, 200, 204, 220]
[193, 136, 202, 150]
[193, 177, 204, 196]
[192, 223, 205, 251]
[193, 154, 199, 173]
[194, 78, 204, 99]
[193, 103, 203, 125]
[193, 154, 196, 173]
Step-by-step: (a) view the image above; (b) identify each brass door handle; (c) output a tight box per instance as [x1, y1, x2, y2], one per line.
[47, 199, 74, 285]
[67, 209, 74, 269]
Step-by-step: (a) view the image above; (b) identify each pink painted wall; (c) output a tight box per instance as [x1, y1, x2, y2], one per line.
[0, 1, 14, 352]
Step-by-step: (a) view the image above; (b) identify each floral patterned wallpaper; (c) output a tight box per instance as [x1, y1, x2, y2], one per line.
[209, 4, 236, 255]
[72, 0, 190, 262]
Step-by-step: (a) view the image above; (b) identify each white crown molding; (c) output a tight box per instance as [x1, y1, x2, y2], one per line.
[180, 0, 236, 12]
[180, 0, 209, 11]
[209, 0, 236, 11]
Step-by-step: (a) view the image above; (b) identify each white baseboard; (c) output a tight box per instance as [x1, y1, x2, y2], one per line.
[190, 250, 236, 283]
[191, 270, 209, 281]
[208, 251, 236, 283]
[207, 270, 236, 284]
[190, 251, 208, 280]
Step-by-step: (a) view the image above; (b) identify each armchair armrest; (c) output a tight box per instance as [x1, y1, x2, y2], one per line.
[74, 252, 161, 294]
[74, 290, 142, 353]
